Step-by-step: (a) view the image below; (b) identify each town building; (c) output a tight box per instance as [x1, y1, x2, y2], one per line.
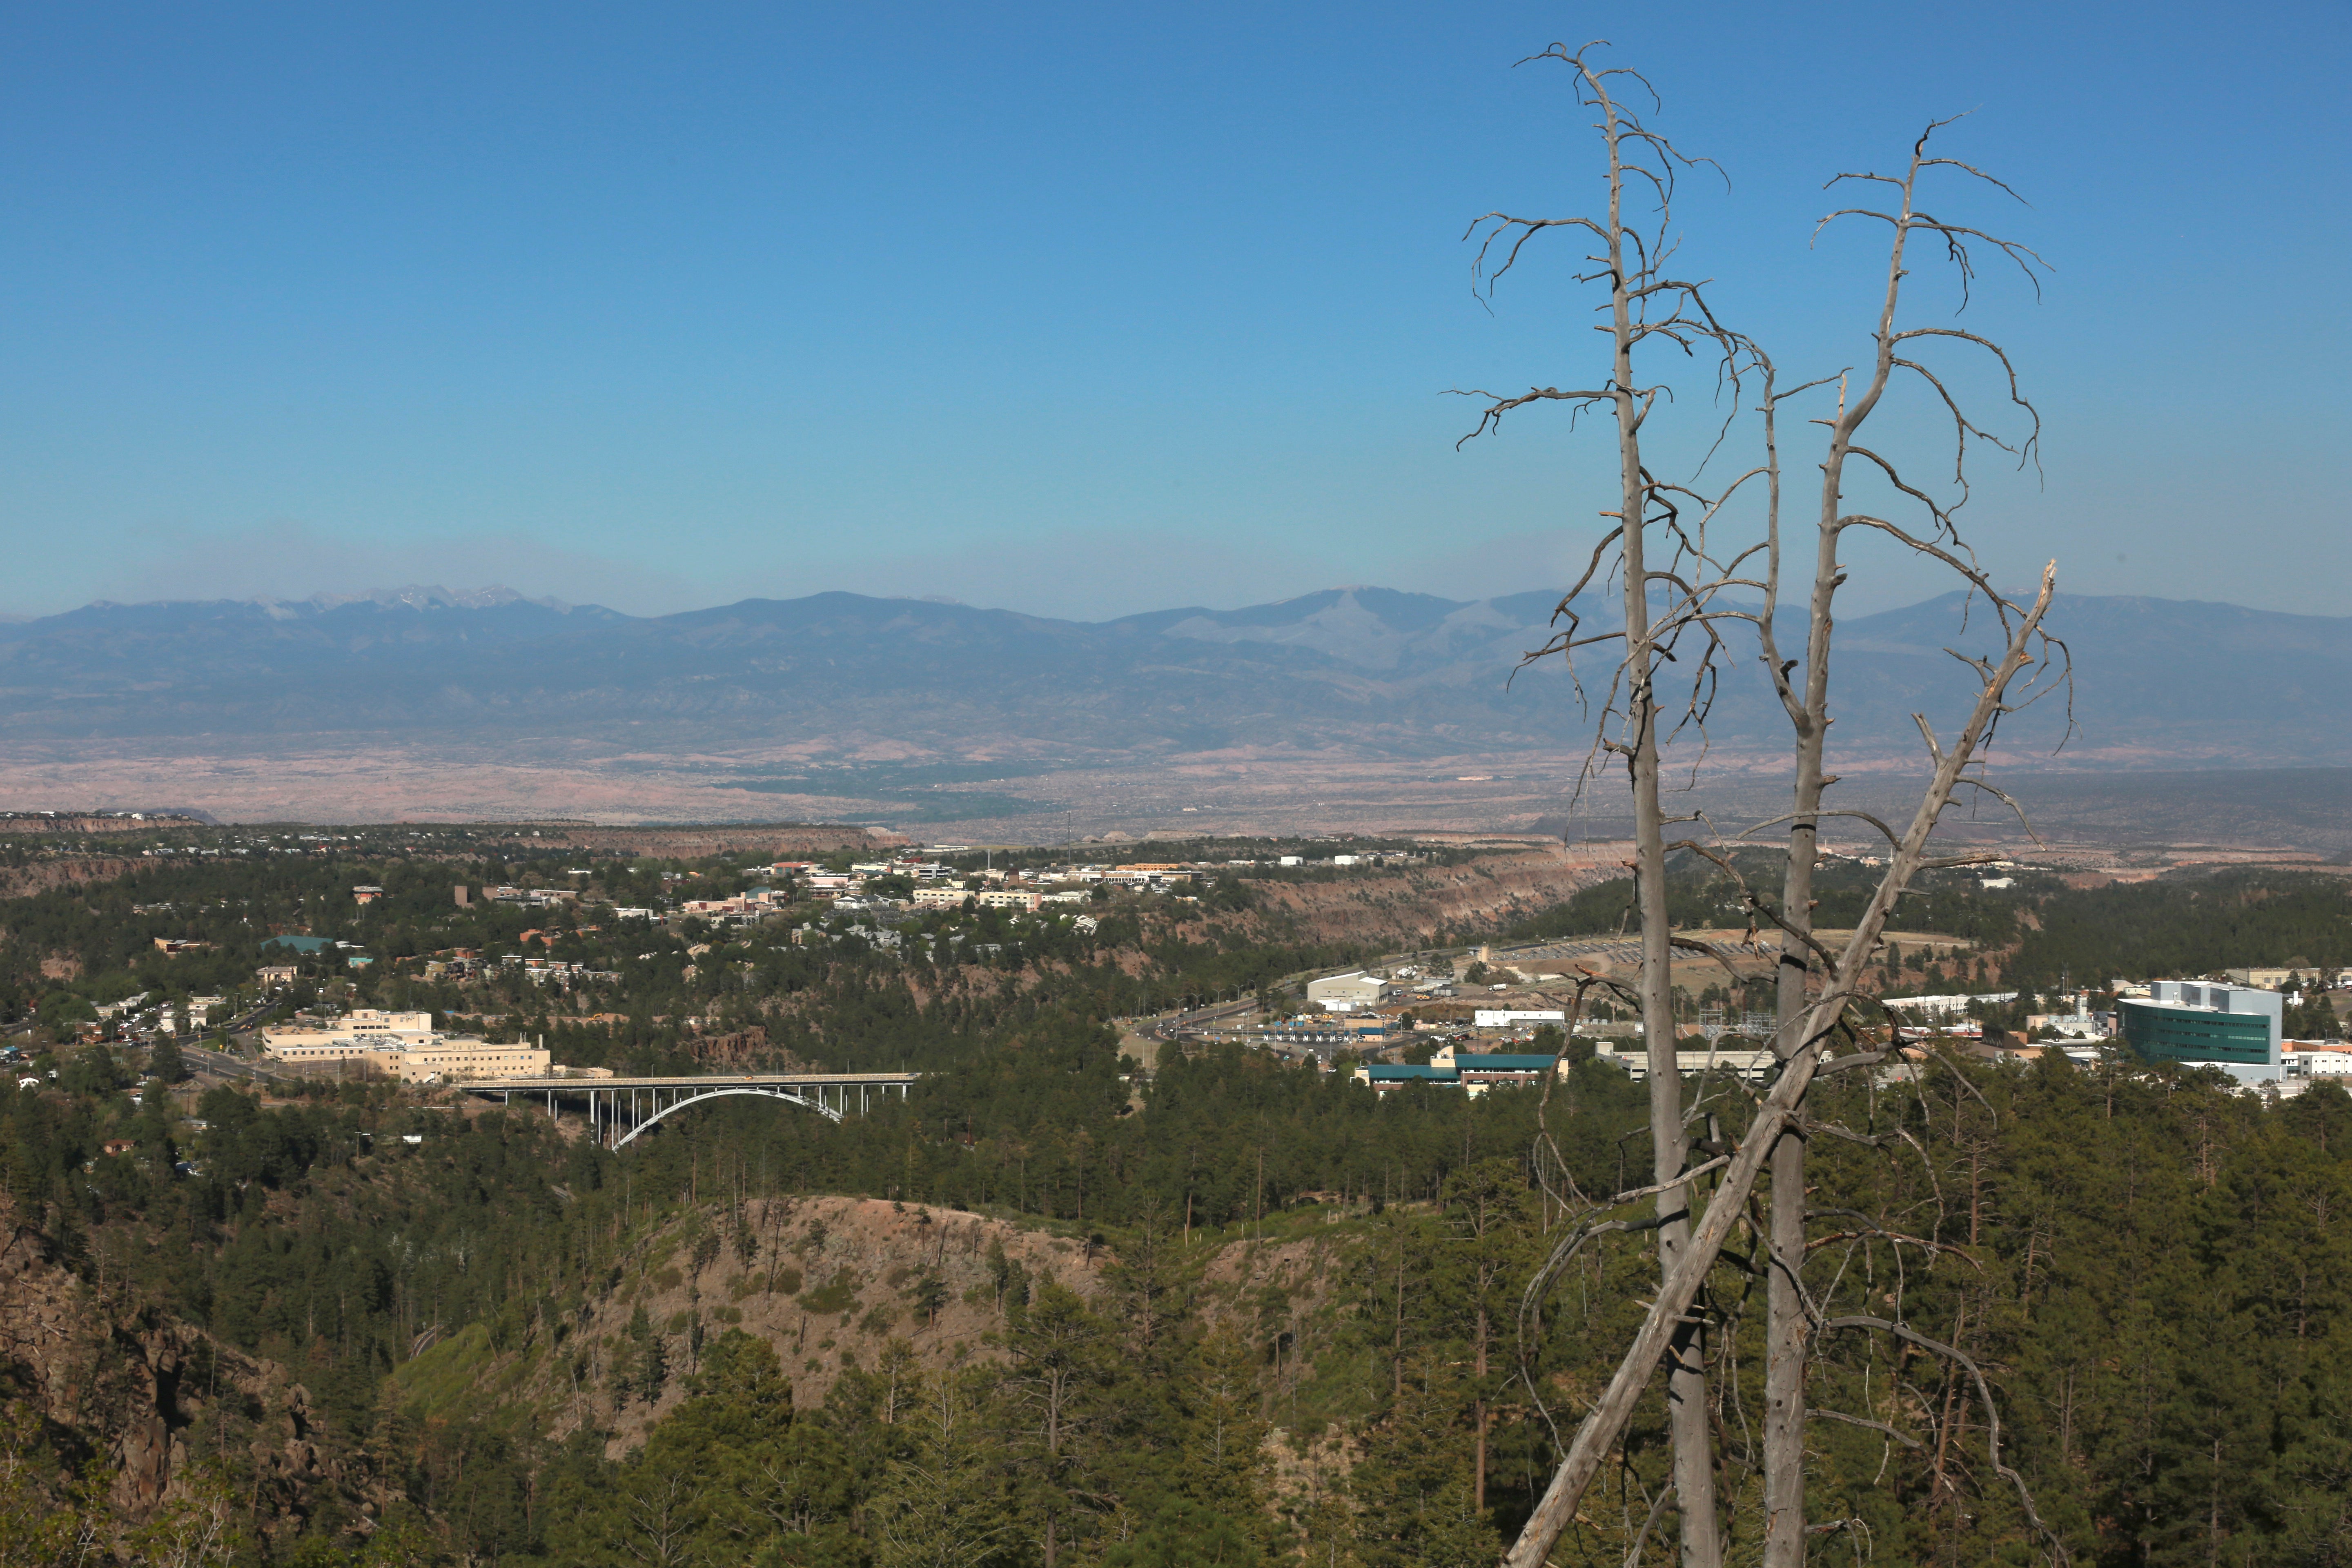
[1473, 1008, 1567, 1029]
[1357, 1063, 1457, 1092]
[1308, 973, 1392, 1012]
[1880, 990, 2020, 1019]
[2285, 1045, 2352, 1078]
[388, 1042, 551, 1082]
[258, 1014, 550, 1080]
[261, 1009, 436, 1061]
[2117, 981, 2284, 1084]
[1598, 1044, 1780, 1083]
[1356, 1051, 1571, 1095]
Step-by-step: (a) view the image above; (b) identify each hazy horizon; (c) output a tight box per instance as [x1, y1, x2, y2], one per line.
[0, 3, 2344, 625]
[7, 577, 2333, 629]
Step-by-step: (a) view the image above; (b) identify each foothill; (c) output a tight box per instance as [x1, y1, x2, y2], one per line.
[7, 808, 2352, 1568]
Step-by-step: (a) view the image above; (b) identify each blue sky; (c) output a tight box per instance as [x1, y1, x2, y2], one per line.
[1, 2, 2343, 621]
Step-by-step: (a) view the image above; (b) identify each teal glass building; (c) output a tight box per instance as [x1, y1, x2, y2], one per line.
[2117, 981, 2283, 1083]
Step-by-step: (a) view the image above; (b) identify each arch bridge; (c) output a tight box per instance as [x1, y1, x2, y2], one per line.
[456, 1071, 918, 1151]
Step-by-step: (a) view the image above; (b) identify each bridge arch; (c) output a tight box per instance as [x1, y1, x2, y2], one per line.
[612, 1086, 841, 1149]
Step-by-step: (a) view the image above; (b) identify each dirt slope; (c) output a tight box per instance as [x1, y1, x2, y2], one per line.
[0, 1198, 356, 1541]
[1241, 847, 1623, 951]
[398, 1193, 1377, 1460]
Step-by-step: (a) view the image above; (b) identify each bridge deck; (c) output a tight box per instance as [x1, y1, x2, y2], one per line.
[457, 1071, 918, 1091]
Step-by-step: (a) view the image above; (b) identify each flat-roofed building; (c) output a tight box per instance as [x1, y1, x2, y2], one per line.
[264, 1037, 403, 1067]
[391, 1042, 551, 1082]
[1433, 1045, 1571, 1080]
[1593, 1045, 1779, 1083]
[1472, 1008, 1566, 1029]
[261, 1009, 436, 1062]
[1356, 1063, 1457, 1093]
[1308, 973, 1392, 1012]
[2118, 981, 2283, 1084]
[260, 1026, 548, 1082]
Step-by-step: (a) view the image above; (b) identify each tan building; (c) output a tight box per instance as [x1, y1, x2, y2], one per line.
[264, 1038, 401, 1067]
[261, 1009, 437, 1063]
[391, 1042, 552, 1082]
[260, 1028, 549, 1082]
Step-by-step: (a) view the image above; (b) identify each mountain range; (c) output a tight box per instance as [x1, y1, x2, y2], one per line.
[0, 584, 2343, 771]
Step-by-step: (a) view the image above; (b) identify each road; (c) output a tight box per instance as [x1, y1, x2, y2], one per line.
[182, 1040, 293, 1084]
[1142, 997, 1258, 1040]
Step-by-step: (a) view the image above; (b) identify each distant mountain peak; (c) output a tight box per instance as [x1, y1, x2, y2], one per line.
[299, 584, 573, 613]
[3, 586, 2344, 771]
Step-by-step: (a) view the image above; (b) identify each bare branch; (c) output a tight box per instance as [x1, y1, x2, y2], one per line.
[1809, 1408, 1924, 1451]
[1818, 1316, 2068, 1559]
[1503, 567, 2062, 1568]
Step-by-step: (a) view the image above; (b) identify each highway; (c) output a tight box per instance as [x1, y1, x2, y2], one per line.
[182, 1040, 294, 1084]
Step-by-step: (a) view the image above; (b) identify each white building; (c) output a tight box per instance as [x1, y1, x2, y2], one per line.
[1307, 973, 1392, 1012]
[1473, 1008, 1567, 1029]
[2287, 1048, 2352, 1078]
[1597, 1044, 1777, 1082]
[1880, 991, 2018, 1019]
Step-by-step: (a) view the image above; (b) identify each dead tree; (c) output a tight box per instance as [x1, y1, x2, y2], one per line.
[1461, 47, 2069, 1568]
[1457, 43, 1753, 1565]
[1716, 116, 2056, 1568]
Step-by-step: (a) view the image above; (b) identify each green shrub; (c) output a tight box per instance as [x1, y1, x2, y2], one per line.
[799, 1270, 858, 1315]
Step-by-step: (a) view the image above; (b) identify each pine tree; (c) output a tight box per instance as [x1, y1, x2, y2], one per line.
[1349, 1352, 1493, 1568]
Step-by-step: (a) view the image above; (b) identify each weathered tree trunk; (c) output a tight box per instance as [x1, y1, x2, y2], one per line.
[1465, 54, 2060, 1568]
[1760, 371, 1824, 1568]
[1501, 565, 2058, 1568]
[1760, 124, 1953, 1559]
[1598, 91, 1722, 1568]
